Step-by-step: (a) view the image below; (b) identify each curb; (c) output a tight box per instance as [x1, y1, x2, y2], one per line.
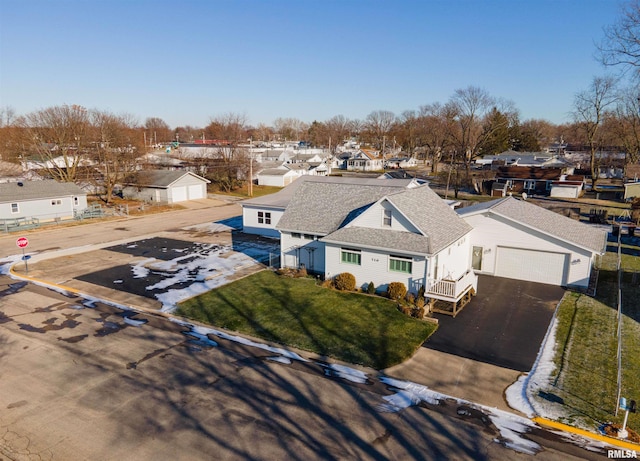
[533, 417, 640, 451]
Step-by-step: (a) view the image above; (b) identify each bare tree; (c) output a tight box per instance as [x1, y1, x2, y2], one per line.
[611, 86, 640, 177]
[15, 104, 91, 182]
[364, 110, 396, 151]
[598, 0, 640, 78]
[572, 76, 619, 187]
[144, 117, 172, 146]
[417, 103, 454, 174]
[273, 117, 308, 141]
[91, 111, 142, 203]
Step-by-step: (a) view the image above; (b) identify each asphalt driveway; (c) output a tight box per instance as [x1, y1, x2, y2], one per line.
[424, 275, 565, 372]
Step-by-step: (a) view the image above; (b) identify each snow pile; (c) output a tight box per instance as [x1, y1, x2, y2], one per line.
[321, 363, 369, 384]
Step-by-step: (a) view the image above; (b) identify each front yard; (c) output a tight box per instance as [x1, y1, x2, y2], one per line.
[534, 233, 640, 435]
[176, 270, 437, 369]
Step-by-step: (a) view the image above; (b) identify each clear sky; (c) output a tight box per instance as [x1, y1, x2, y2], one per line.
[0, 0, 625, 129]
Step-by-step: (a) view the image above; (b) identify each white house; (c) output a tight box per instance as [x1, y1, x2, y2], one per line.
[241, 176, 422, 238]
[0, 179, 88, 225]
[457, 197, 607, 288]
[121, 170, 209, 204]
[276, 181, 478, 310]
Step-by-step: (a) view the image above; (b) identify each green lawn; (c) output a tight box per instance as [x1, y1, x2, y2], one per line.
[542, 236, 640, 432]
[176, 270, 437, 369]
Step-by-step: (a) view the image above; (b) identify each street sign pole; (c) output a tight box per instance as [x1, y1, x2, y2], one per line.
[22, 247, 28, 275]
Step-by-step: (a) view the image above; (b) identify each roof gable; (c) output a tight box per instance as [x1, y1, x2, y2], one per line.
[126, 170, 210, 188]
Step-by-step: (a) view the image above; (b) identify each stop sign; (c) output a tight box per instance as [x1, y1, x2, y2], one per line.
[16, 237, 29, 248]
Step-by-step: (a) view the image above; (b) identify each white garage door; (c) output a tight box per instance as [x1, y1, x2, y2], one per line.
[496, 247, 568, 286]
[171, 186, 187, 203]
[188, 184, 205, 200]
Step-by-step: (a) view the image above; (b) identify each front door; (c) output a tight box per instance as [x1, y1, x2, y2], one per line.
[472, 246, 483, 271]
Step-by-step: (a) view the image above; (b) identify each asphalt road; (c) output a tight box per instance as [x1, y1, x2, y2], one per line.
[0, 276, 607, 460]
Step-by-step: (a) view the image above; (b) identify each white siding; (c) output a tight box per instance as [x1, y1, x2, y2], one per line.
[324, 243, 427, 294]
[258, 171, 298, 187]
[350, 200, 420, 232]
[242, 205, 285, 238]
[430, 237, 472, 281]
[550, 185, 581, 198]
[0, 196, 84, 222]
[281, 232, 326, 274]
[462, 212, 593, 287]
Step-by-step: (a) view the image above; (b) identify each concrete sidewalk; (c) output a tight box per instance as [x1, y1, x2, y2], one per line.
[385, 347, 522, 413]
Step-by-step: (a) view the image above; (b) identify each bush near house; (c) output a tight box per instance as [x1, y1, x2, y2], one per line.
[367, 281, 376, 294]
[387, 282, 407, 300]
[334, 272, 356, 291]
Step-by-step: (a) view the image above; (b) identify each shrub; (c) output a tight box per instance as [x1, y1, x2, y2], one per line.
[415, 296, 425, 309]
[417, 285, 425, 299]
[405, 292, 415, 305]
[321, 279, 333, 289]
[296, 266, 308, 278]
[334, 272, 356, 291]
[367, 281, 376, 294]
[387, 282, 407, 300]
[412, 306, 426, 319]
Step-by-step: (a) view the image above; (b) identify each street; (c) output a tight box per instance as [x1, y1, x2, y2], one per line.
[0, 201, 612, 460]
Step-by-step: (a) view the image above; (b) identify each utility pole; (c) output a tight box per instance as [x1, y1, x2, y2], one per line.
[248, 137, 253, 197]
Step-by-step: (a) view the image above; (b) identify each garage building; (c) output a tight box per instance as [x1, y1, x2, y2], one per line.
[457, 197, 608, 288]
[122, 170, 210, 204]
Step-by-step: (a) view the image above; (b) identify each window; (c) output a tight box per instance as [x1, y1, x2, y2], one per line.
[505, 179, 513, 188]
[524, 180, 535, 190]
[389, 255, 412, 273]
[383, 209, 392, 227]
[341, 248, 361, 265]
[258, 211, 271, 225]
[303, 234, 314, 240]
[291, 232, 301, 239]
[11, 203, 19, 213]
[51, 199, 62, 206]
[74, 196, 79, 206]
[546, 181, 553, 191]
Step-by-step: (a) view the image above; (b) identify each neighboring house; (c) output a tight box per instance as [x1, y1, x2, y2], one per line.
[257, 168, 299, 187]
[121, 170, 209, 204]
[624, 181, 640, 201]
[0, 180, 87, 223]
[385, 157, 417, 169]
[492, 166, 563, 195]
[457, 197, 607, 288]
[241, 176, 420, 238]
[344, 149, 384, 171]
[276, 181, 478, 310]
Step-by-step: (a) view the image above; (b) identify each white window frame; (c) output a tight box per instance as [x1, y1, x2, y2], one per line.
[11, 203, 19, 214]
[383, 209, 392, 227]
[524, 180, 535, 190]
[257, 211, 272, 225]
[340, 248, 361, 265]
[389, 255, 412, 274]
[51, 199, 62, 206]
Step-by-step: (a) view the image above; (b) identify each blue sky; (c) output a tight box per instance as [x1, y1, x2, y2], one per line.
[0, 0, 625, 129]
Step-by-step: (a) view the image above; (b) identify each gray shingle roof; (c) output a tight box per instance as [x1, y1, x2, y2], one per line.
[457, 196, 607, 253]
[243, 176, 416, 210]
[0, 180, 85, 203]
[322, 227, 432, 255]
[127, 170, 209, 188]
[384, 186, 473, 253]
[276, 180, 412, 234]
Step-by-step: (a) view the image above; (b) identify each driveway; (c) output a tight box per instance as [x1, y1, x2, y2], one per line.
[424, 275, 565, 372]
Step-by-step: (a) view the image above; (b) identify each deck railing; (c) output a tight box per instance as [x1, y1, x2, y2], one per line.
[427, 269, 478, 301]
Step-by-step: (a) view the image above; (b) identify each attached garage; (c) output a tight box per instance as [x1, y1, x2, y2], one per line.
[495, 247, 568, 286]
[458, 197, 607, 289]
